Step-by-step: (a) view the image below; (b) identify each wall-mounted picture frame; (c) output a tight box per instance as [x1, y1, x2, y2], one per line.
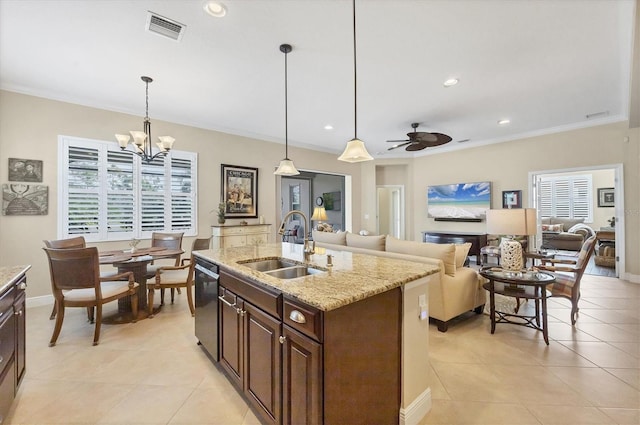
[8, 158, 43, 182]
[221, 164, 258, 218]
[2, 183, 48, 215]
[597, 187, 615, 207]
[502, 190, 522, 209]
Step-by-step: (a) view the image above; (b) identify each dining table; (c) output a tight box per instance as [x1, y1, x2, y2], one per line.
[99, 246, 183, 322]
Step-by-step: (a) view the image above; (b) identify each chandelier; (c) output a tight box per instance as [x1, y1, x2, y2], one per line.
[115, 76, 175, 163]
[274, 43, 300, 176]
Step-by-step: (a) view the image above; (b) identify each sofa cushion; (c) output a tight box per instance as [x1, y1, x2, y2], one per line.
[549, 217, 584, 232]
[312, 229, 347, 245]
[386, 235, 456, 276]
[455, 243, 472, 268]
[346, 233, 386, 251]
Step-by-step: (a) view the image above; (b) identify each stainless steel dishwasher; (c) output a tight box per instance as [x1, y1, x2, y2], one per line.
[194, 256, 219, 361]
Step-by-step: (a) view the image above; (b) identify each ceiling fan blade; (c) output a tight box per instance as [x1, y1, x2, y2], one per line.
[420, 133, 453, 147]
[405, 142, 428, 152]
[410, 132, 438, 143]
[386, 139, 410, 143]
[387, 141, 412, 150]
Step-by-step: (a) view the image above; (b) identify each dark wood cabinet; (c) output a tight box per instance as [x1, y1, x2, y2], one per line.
[282, 325, 322, 425]
[422, 230, 487, 265]
[219, 288, 244, 388]
[14, 290, 26, 387]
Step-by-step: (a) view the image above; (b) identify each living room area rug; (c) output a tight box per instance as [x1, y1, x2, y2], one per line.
[483, 293, 519, 315]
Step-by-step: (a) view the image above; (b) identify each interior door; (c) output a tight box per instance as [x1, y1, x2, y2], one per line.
[376, 185, 404, 239]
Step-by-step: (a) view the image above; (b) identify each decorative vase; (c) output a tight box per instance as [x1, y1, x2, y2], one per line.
[218, 218, 225, 224]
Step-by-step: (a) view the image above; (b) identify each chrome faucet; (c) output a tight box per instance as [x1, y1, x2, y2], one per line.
[278, 210, 315, 261]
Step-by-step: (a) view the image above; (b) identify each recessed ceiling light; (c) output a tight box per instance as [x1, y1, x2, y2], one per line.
[203, 1, 227, 17]
[324, 124, 333, 130]
[443, 78, 459, 87]
[498, 119, 510, 125]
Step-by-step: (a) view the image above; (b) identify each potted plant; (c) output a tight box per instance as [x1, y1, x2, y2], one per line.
[217, 202, 226, 224]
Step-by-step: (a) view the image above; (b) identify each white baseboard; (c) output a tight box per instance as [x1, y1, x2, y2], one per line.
[621, 272, 640, 284]
[26, 294, 54, 309]
[399, 387, 432, 425]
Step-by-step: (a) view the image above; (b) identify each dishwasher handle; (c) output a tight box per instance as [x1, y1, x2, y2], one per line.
[195, 263, 220, 280]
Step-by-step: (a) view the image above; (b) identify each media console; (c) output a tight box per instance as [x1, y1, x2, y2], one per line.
[422, 231, 487, 265]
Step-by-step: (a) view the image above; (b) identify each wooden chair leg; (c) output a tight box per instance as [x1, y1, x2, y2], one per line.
[87, 306, 94, 323]
[50, 301, 57, 320]
[131, 291, 138, 323]
[176, 288, 182, 295]
[93, 304, 102, 346]
[148, 287, 156, 318]
[186, 284, 195, 317]
[171, 288, 176, 304]
[49, 303, 65, 347]
[160, 288, 165, 305]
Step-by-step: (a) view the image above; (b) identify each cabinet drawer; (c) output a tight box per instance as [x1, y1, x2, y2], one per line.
[0, 312, 16, 378]
[283, 298, 323, 343]
[0, 356, 16, 424]
[220, 270, 282, 319]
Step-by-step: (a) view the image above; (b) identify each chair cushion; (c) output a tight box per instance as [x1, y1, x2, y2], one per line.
[548, 274, 575, 298]
[312, 230, 347, 245]
[64, 281, 138, 302]
[147, 268, 190, 285]
[480, 245, 501, 255]
[346, 233, 386, 251]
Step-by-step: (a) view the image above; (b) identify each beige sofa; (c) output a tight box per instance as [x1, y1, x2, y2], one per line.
[312, 230, 486, 332]
[540, 217, 594, 251]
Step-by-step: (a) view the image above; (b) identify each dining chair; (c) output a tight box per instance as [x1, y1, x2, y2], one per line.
[146, 232, 185, 274]
[146, 238, 211, 317]
[538, 235, 597, 324]
[43, 246, 139, 346]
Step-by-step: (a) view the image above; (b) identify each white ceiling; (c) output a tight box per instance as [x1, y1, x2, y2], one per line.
[0, 0, 635, 159]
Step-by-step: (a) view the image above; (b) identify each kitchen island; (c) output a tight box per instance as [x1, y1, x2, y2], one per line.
[194, 242, 438, 425]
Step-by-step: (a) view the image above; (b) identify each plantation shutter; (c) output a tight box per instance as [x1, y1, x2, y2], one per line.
[538, 175, 592, 222]
[59, 135, 197, 241]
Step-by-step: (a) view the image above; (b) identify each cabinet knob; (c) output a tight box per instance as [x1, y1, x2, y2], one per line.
[279, 336, 286, 344]
[289, 310, 306, 324]
[18, 282, 27, 290]
[15, 310, 23, 316]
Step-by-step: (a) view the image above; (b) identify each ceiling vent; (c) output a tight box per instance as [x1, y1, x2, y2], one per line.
[146, 12, 186, 41]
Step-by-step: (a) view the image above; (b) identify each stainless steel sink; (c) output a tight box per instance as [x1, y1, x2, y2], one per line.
[239, 257, 326, 279]
[264, 266, 325, 279]
[239, 258, 298, 272]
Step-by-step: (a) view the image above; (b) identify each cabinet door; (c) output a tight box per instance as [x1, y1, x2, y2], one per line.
[218, 287, 243, 389]
[14, 292, 26, 386]
[282, 325, 322, 425]
[225, 235, 247, 248]
[243, 302, 282, 425]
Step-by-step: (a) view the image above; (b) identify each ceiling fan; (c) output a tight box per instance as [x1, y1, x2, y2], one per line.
[386, 122, 452, 151]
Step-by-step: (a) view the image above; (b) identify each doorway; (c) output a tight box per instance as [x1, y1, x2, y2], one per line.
[529, 164, 624, 278]
[377, 185, 405, 239]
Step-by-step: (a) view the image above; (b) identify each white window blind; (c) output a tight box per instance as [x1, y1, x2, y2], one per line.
[538, 175, 592, 222]
[59, 136, 197, 242]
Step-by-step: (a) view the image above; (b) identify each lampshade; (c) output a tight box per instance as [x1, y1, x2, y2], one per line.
[486, 208, 537, 236]
[338, 138, 373, 163]
[274, 159, 300, 176]
[311, 206, 328, 221]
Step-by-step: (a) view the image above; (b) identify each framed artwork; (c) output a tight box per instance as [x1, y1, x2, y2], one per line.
[502, 190, 522, 209]
[8, 158, 43, 182]
[323, 191, 341, 211]
[597, 187, 615, 207]
[2, 183, 48, 215]
[221, 164, 258, 218]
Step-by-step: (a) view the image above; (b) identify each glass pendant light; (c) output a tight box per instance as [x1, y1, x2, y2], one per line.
[338, 0, 373, 163]
[274, 43, 300, 176]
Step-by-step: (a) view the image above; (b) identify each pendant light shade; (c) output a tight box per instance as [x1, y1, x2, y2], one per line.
[274, 43, 300, 176]
[338, 0, 373, 163]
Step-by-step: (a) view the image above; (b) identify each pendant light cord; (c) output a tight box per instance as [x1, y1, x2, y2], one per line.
[353, 0, 358, 140]
[284, 48, 289, 158]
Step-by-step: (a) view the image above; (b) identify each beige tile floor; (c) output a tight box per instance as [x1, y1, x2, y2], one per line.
[6, 273, 640, 425]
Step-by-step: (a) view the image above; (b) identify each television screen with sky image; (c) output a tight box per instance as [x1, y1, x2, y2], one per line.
[427, 181, 491, 222]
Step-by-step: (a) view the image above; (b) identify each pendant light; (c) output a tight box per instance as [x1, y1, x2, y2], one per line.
[338, 0, 373, 163]
[274, 43, 300, 176]
[116, 76, 175, 163]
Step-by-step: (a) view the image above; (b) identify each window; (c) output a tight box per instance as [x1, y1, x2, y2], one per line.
[58, 136, 197, 242]
[537, 174, 592, 222]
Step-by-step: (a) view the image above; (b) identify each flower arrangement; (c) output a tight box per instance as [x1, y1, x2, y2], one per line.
[129, 238, 140, 253]
[217, 202, 226, 224]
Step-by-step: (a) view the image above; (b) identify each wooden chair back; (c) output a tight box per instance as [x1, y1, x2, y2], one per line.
[43, 236, 86, 249]
[43, 247, 101, 293]
[191, 237, 211, 251]
[151, 232, 184, 250]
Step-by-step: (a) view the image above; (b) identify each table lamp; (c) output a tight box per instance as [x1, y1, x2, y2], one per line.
[311, 206, 328, 230]
[486, 208, 537, 271]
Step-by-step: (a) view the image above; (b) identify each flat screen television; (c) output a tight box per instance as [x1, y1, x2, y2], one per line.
[427, 181, 491, 222]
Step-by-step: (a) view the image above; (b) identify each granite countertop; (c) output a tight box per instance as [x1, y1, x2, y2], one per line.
[0, 265, 31, 295]
[194, 243, 438, 311]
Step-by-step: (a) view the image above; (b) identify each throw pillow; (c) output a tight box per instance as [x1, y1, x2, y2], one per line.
[312, 229, 347, 245]
[455, 243, 472, 268]
[346, 233, 386, 251]
[386, 235, 456, 276]
[541, 224, 563, 232]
